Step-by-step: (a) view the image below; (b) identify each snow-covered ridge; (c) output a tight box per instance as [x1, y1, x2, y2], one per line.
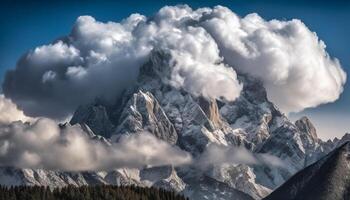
[0, 50, 343, 200]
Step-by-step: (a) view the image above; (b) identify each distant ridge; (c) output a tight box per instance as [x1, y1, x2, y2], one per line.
[264, 141, 350, 200]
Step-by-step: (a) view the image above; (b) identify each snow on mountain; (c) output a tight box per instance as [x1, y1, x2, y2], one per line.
[140, 166, 186, 192]
[115, 90, 178, 145]
[208, 164, 272, 199]
[183, 174, 255, 200]
[0, 167, 107, 187]
[0, 50, 343, 200]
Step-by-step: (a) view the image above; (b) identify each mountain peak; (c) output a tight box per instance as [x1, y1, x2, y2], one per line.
[60, 47, 336, 200]
[70, 103, 115, 138]
[115, 90, 178, 144]
[295, 116, 318, 141]
[138, 49, 172, 82]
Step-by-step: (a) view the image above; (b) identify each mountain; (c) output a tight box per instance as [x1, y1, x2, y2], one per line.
[67, 50, 339, 199]
[0, 50, 344, 200]
[264, 141, 350, 200]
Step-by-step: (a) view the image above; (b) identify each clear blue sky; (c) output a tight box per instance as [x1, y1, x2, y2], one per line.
[0, 0, 349, 139]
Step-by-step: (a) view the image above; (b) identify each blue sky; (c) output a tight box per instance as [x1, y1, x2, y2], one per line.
[0, 0, 349, 139]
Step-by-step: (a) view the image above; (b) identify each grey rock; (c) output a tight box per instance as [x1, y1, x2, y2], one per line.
[115, 90, 178, 144]
[70, 103, 115, 138]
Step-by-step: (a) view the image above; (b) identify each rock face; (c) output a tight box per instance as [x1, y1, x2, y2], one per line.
[0, 50, 345, 200]
[70, 103, 115, 138]
[208, 164, 272, 199]
[115, 90, 178, 144]
[183, 174, 255, 200]
[140, 166, 185, 192]
[295, 116, 318, 142]
[264, 141, 350, 200]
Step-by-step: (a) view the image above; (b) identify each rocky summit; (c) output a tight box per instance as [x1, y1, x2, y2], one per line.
[0, 50, 346, 200]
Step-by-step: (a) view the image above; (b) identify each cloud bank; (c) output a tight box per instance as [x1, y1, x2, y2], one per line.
[196, 144, 286, 170]
[0, 119, 191, 171]
[3, 5, 346, 119]
[0, 97, 191, 171]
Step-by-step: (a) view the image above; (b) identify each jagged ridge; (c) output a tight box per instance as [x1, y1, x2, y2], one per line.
[0, 50, 345, 200]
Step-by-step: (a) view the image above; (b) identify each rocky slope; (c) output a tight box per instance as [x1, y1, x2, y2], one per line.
[0, 50, 344, 200]
[264, 141, 350, 200]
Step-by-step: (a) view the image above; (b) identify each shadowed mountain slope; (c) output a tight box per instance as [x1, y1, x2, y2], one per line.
[264, 141, 350, 200]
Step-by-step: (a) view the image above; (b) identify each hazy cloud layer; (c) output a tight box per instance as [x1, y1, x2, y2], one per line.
[3, 5, 346, 118]
[0, 96, 281, 172]
[0, 112, 191, 171]
[196, 144, 286, 170]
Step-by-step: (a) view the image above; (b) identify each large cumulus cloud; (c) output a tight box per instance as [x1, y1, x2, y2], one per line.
[199, 6, 346, 112]
[3, 15, 151, 118]
[3, 5, 346, 118]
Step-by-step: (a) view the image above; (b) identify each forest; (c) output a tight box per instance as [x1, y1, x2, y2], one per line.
[0, 185, 189, 200]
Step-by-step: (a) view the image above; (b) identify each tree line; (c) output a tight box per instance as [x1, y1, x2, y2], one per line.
[0, 185, 189, 200]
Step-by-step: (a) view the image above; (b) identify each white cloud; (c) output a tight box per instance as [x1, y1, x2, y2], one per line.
[0, 95, 191, 171]
[29, 41, 81, 66]
[200, 6, 346, 112]
[3, 5, 346, 119]
[0, 95, 34, 124]
[0, 118, 191, 171]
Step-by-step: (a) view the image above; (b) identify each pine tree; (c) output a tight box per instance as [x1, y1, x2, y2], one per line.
[0, 184, 189, 200]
